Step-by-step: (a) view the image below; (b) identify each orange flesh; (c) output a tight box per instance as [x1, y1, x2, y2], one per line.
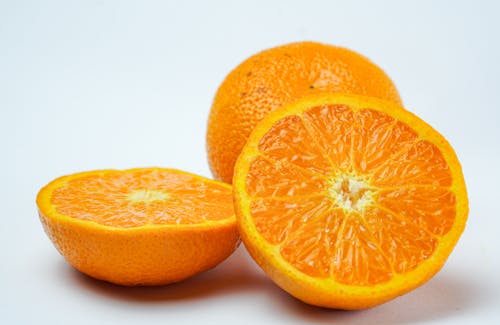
[246, 105, 455, 286]
[51, 169, 233, 228]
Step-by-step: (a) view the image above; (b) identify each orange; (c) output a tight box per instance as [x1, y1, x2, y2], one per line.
[37, 168, 239, 286]
[233, 94, 468, 309]
[207, 41, 402, 183]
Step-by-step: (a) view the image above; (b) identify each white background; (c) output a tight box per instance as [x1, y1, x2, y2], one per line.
[1, 0, 499, 324]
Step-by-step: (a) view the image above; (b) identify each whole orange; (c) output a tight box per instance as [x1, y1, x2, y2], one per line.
[206, 41, 402, 183]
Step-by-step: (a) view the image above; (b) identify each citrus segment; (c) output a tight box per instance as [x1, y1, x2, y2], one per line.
[257, 115, 333, 174]
[301, 104, 354, 171]
[246, 156, 326, 197]
[376, 187, 456, 236]
[37, 168, 239, 286]
[234, 94, 468, 309]
[371, 140, 453, 187]
[350, 109, 419, 173]
[331, 213, 393, 285]
[280, 209, 343, 278]
[251, 196, 332, 245]
[363, 206, 438, 274]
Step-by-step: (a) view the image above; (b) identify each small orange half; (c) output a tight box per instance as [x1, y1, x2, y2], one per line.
[233, 94, 468, 309]
[37, 168, 239, 286]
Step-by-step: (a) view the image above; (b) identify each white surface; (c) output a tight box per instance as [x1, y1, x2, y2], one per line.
[1, 0, 499, 324]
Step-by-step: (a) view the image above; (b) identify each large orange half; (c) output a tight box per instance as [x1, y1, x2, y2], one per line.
[233, 94, 468, 309]
[37, 168, 239, 286]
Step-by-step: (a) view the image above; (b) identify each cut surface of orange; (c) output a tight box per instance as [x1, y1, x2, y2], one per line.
[37, 168, 239, 286]
[233, 94, 468, 309]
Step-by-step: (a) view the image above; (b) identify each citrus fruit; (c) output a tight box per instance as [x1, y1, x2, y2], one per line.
[207, 41, 402, 183]
[37, 168, 239, 286]
[233, 94, 468, 309]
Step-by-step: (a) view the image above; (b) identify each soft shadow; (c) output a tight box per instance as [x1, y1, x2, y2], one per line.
[270, 271, 486, 325]
[56, 248, 487, 323]
[62, 246, 272, 303]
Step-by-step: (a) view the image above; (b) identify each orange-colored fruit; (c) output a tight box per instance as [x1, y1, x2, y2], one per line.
[207, 41, 402, 183]
[233, 94, 468, 309]
[37, 168, 239, 286]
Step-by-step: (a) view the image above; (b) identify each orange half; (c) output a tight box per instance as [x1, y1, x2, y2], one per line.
[37, 168, 239, 286]
[233, 94, 468, 309]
